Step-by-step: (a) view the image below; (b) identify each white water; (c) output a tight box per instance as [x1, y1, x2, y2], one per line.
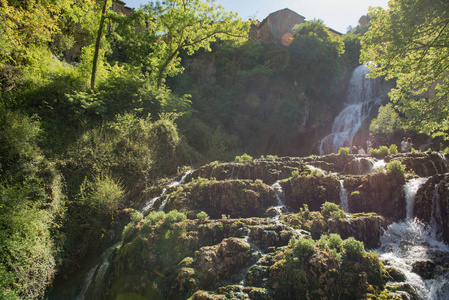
[371, 158, 386, 172]
[339, 180, 349, 212]
[142, 170, 193, 213]
[319, 65, 383, 155]
[378, 178, 449, 299]
[404, 177, 430, 219]
[270, 181, 287, 222]
[378, 219, 449, 299]
[76, 242, 121, 300]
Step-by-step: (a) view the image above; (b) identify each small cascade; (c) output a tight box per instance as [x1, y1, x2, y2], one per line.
[142, 170, 193, 213]
[270, 181, 287, 222]
[378, 219, 449, 299]
[76, 242, 121, 300]
[339, 180, 349, 212]
[371, 158, 386, 172]
[404, 177, 429, 219]
[319, 65, 387, 155]
[142, 188, 166, 213]
[237, 235, 266, 287]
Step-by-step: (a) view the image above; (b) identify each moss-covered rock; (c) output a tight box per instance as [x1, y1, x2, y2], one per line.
[165, 179, 277, 219]
[344, 172, 406, 220]
[414, 174, 449, 244]
[281, 173, 340, 211]
[191, 158, 305, 185]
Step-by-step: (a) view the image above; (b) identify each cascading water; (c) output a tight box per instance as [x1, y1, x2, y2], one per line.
[377, 178, 449, 299]
[404, 177, 430, 219]
[339, 180, 349, 212]
[319, 65, 385, 155]
[270, 181, 287, 222]
[142, 170, 193, 213]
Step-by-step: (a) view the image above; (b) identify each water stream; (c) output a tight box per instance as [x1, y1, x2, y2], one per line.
[377, 177, 449, 299]
[319, 65, 386, 155]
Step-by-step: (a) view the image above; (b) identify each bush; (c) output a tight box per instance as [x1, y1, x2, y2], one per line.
[196, 211, 210, 223]
[0, 183, 55, 299]
[289, 237, 315, 263]
[122, 211, 144, 241]
[79, 173, 125, 218]
[385, 160, 406, 181]
[321, 202, 345, 220]
[342, 237, 365, 259]
[388, 143, 398, 155]
[234, 153, 253, 162]
[338, 147, 350, 156]
[369, 145, 389, 158]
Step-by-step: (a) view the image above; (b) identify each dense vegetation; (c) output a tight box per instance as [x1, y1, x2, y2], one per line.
[0, 0, 447, 298]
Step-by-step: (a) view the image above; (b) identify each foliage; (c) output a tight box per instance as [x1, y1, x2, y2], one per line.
[341, 237, 365, 259]
[369, 103, 406, 143]
[385, 160, 406, 181]
[234, 153, 253, 162]
[369, 146, 390, 158]
[289, 20, 345, 95]
[79, 173, 125, 218]
[196, 211, 210, 223]
[338, 147, 350, 156]
[138, 0, 250, 87]
[0, 107, 62, 299]
[321, 202, 345, 220]
[0, 183, 56, 299]
[277, 233, 387, 299]
[361, 0, 449, 140]
[342, 33, 362, 70]
[389, 144, 398, 155]
[122, 211, 144, 242]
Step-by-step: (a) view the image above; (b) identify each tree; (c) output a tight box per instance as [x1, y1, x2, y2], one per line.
[361, 0, 449, 139]
[140, 0, 250, 87]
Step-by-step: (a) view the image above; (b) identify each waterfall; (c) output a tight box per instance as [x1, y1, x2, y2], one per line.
[378, 219, 449, 300]
[270, 181, 287, 222]
[76, 242, 121, 300]
[404, 177, 429, 219]
[319, 65, 384, 155]
[379, 177, 449, 299]
[142, 170, 193, 213]
[339, 180, 349, 212]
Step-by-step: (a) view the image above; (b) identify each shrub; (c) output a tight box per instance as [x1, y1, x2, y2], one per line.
[289, 237, 315, 263]
[122, 211, 144, 241]
[385, 160, 406, 181]
[234, 153, 253, 162]
[388, 143, 398, 155]
[79, 173, 125, 218]
[342, 237, 365, 259]
[321, 202, 345, 220]
[338, 147, 350, 156]
[369, 146, 389, 158]
[196, 211, 210, 223]
[163, 210, 187, 224]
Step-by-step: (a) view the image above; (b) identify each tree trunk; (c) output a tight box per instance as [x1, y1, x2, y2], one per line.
[90, 0, 108, 92]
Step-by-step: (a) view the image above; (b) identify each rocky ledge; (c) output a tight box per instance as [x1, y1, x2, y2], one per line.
[76, 152, 449, 299]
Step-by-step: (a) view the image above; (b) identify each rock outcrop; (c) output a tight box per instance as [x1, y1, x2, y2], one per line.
[61, 152, 449, 300]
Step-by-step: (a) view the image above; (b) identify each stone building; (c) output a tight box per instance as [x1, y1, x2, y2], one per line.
[250, 8, 342, 44]
[111, 0, 132, 16]
[250, 8, 305, 44]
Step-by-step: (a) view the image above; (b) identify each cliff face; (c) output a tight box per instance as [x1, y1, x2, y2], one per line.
[66, 152, 449, 300]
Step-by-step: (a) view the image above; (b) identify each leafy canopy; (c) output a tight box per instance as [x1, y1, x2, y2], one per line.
[140, 0, 250, 87]
[361, 0, 449, 139]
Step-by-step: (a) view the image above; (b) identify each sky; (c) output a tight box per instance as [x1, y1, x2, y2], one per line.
[122, 0, 390, 34]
